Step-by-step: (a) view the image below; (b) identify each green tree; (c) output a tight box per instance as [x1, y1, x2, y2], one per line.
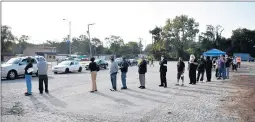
[1, 25, 15, 52]
[163, 15, 199, 59]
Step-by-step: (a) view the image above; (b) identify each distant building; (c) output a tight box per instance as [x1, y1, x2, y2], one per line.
[23, 46, 57, 62]
[1, 52, 15, 62]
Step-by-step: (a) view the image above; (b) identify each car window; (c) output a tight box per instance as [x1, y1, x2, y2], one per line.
[74, 61, 79, 65]
[70, 62, 74, 65]
[20, 59, 28, 65]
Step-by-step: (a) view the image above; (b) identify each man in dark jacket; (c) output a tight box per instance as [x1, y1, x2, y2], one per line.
[197, 55, 206, 82]
[225, 55, 232, 79]
[177, 57, 185, 86]
[205, 56, 212, 82]
[24, 57, 33, 96]
[138, 56, 147, 89]
[120, 57, 129, 89]
[159, 57, 167, 88]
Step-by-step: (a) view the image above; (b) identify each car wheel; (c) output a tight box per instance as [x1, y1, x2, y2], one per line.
[104, 65, 107, 69]
[7, 70, 17, 80]
[65, 68, 70, 73]
[78, 67, 82, 72]
[54, 72, 58, 74]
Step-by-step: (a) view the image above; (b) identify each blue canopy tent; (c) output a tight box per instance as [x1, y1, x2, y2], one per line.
[203, 49, 226, 57]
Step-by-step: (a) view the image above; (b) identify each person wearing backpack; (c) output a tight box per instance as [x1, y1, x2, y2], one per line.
[120, 57, 129, 90]
[88, 57, 99, 93]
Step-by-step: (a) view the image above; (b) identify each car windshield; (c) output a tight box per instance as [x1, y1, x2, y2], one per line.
[58, 61, 71, 65]
[5, 58, 21, 64]
[95, 60, 102, 63]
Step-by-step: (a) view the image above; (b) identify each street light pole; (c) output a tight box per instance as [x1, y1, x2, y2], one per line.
[68, 21, 71, 55]
[87, 23, 95, 58]
[63, 19, 72, 55]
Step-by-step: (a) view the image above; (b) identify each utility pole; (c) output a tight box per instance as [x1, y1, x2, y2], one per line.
[87, 23, 95, 58]
[63, 19, 72, 55]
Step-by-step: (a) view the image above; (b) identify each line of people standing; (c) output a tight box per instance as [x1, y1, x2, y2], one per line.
[87, 54, 236, 93]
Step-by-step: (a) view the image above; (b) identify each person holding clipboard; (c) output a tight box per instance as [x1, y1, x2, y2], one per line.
[24, 57, 34, 96]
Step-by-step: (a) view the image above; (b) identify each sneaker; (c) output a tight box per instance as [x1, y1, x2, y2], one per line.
[138, 86, 142, 88]
[175, 84, 179, 86]
[121, 87, 127, 90]
[110, 89, 116, 91]
[141, 86, 146, 89]
[181, 84, 184, 86]
[164, 86, 167, 88]
[159, 85, 164, 87]
[25, 92, 32, 96]
[90, 91, 95, 93]
[45, 90, 49, 94]
[39, 91, 43, 94]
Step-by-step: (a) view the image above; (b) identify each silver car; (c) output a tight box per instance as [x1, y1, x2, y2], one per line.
[1, 56, 46, 80]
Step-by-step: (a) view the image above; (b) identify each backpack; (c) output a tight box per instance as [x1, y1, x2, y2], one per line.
[96, 64, 100, 71]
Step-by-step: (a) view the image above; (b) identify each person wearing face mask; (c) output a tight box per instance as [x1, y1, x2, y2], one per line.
[188, 54, 198, 85]
[176, 57, 185, 86]
[138, 56, 147, 89]
[24, 57, 33, 96]
[197, 55, 206, 82]
[109, 56, 119, 91]
[159, 56, 167, 88]
[120, 57, 129, 90]
[225, 55, 232, 79]
[37, 57, 49, 94]
[205, 56, 212, 82]
[88, 57, 99, 93]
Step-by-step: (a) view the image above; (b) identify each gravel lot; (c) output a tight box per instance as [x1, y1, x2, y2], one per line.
[1, 61, 248, 122]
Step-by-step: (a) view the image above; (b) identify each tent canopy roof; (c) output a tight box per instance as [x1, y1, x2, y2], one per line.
[203, 48, 226, 57]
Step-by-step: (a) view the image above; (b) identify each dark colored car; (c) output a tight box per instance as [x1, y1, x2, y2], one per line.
[85, 59, 108, 70]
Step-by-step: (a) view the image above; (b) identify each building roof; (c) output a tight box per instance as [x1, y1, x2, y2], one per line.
[35, 52, 57, 55]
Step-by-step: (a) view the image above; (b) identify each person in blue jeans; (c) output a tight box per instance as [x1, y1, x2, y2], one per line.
[24, 57, 33, 96]
[120, 57, 129, 90]
[219, 55, 226, 80]
[109, 56, 119, 91]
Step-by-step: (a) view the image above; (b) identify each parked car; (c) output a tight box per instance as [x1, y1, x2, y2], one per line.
[115, 58, 123, 66]
[1, 56, 46, 80]
[249, 57, 255, 62]
[128, 59, 138, 66]
[85, 59, 108, 70]
[52, 60, 82, 74]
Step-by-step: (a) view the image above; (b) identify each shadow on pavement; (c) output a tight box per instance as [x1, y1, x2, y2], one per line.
[126, 89, 168, 98]
[29, 95, 50, 111]
[118, 90, 165, 103]
[42, 93, 67, 108]
[1, 76, 54, 83]
[146, 88, 198, 98]
[94, 92, 135, 106]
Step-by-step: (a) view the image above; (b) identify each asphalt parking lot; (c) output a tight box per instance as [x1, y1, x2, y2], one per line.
[1, 61, 243, 122]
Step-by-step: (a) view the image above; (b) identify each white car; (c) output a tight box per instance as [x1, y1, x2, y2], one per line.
[1, 56, 46, 80]
[52, 60, 82, 74]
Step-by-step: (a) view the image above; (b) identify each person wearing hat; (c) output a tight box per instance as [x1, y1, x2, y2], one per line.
[138, 56, 147, 89]
[159, 56, 168, 87]
[24, 57, 33, 96]
[120, 57, 129, 89]
[109, 56, 119, 91]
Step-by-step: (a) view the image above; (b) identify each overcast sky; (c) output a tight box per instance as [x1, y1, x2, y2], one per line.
[2, 2, 255, 46]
